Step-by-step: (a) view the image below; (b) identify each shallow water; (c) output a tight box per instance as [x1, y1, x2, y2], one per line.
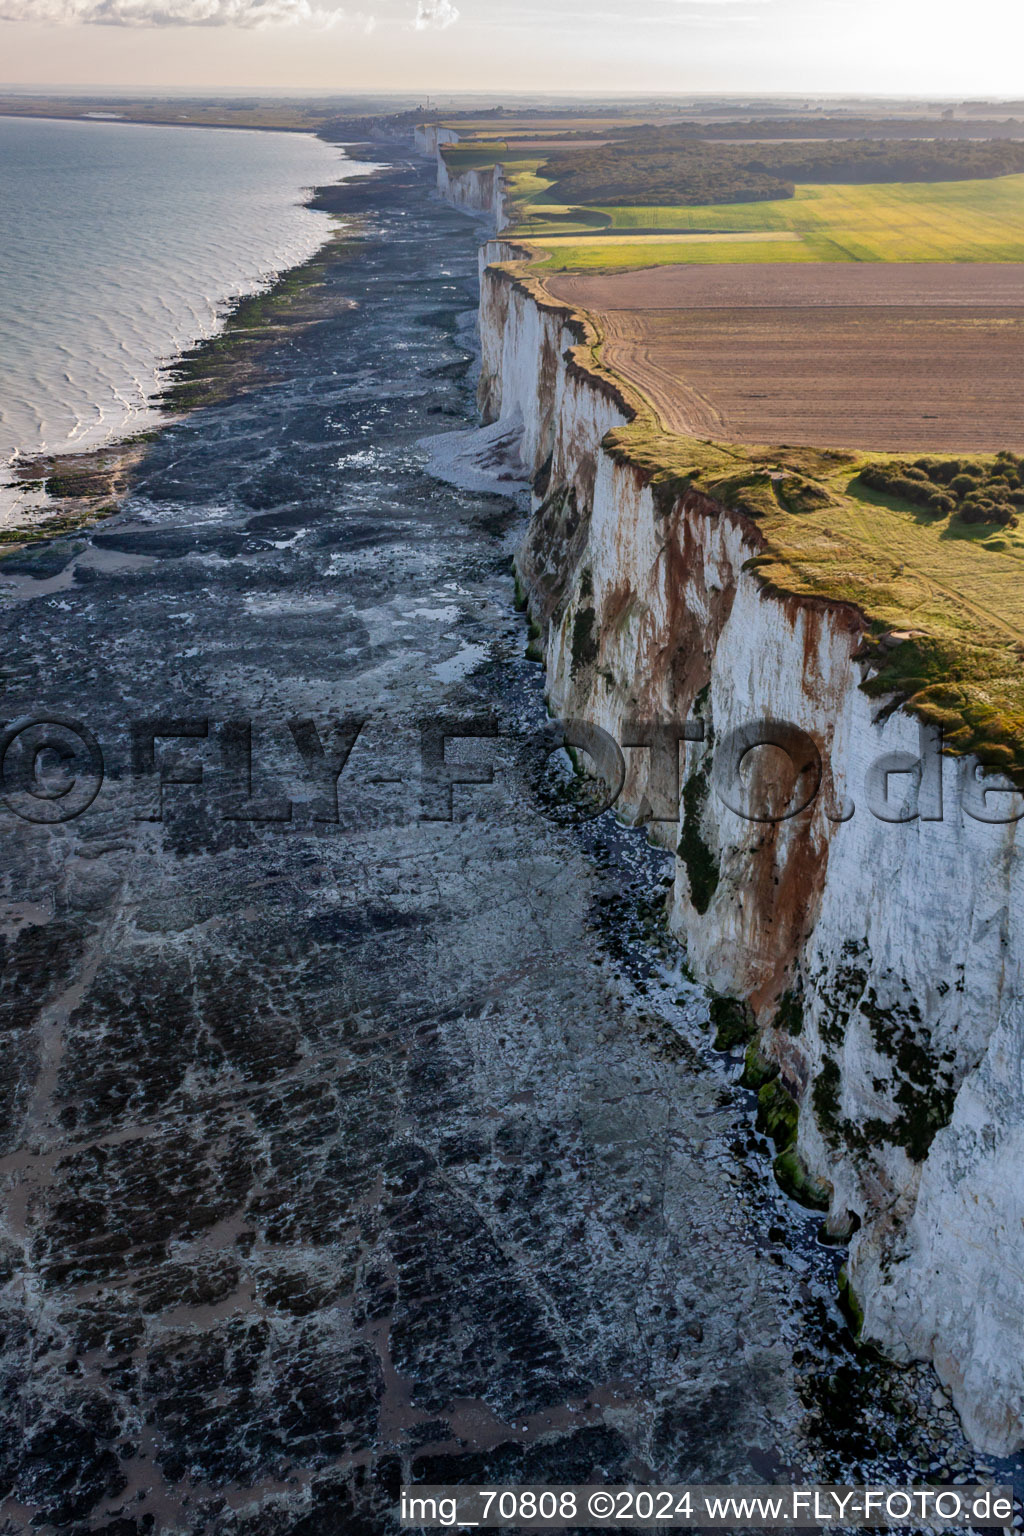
[0, 155, 1004, 1533]
[0, 115, 350, 470]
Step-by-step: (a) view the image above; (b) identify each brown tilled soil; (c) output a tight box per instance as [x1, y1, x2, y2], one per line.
[546, 262, 1024, 310]
[544, 264, 1024, 452]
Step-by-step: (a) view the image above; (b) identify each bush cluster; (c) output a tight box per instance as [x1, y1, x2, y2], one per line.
[859, 452, 1023, 528]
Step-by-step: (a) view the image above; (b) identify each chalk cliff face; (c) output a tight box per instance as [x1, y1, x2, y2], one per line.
[412, 124, 459, 156]
[411, 125, 509, 225]
[469, 249, 1024, 1457]
[434, 156, 508, 226]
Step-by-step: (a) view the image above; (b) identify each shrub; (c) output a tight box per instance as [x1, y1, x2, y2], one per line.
[862, 455, 1021, 527]
[929, 458, 968, 484]
[778, 475, 833, 514]
[757, 1080, 799, 1151]
[678, 761, 719, 915]
[710, 995, 756, 1051]
[960, 500, 1017, 527]
[860, 463, 948, 511]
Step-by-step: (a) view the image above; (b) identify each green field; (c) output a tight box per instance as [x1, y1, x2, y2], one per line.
[442, 143, 516, 171]
[531, 235, 822, 270]
[511, 175, 1024, 265]
[498, 162, 549, 200]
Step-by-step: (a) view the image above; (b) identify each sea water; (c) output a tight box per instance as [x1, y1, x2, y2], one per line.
[0, 114, 355, 477]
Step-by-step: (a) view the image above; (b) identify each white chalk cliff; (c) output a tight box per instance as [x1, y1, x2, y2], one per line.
[425, 134, 509, 226]
[428, 140, 1024, 1457]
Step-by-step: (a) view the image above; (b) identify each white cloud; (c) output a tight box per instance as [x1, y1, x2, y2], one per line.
[0, 0, 346, 24]
[413, 0, 458, 27]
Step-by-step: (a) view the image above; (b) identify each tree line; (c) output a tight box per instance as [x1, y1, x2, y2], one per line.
[542, 137, 1024, 207]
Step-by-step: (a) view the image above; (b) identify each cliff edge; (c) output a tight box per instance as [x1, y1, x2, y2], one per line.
[428, 136, 1024, 1458]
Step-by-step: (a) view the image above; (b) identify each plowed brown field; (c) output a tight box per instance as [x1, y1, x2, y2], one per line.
[545, 264, 1024, 451]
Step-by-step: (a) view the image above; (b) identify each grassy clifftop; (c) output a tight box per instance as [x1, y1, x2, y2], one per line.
[495, 257, 1024, 782]
[611, 421, 1024, 781]
[438, 118, 1024, 781]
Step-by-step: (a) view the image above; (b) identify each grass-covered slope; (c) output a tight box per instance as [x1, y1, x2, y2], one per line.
[618, 429, 1024, 780]
[606, 421, 1024, 780]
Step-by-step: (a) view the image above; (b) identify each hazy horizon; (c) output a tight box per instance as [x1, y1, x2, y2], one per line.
[1, 85, 1018, 102]
[0, 0, 1020, 99]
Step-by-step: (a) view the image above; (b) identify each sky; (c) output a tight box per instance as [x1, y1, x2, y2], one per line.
[0, 0, 1021, 97]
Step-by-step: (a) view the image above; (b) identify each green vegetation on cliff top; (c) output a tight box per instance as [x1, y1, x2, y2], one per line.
[439, 124, 1024, 779]
[443, 133, 1024, 264]
[601, 417, 1024, 782]
[539, 136, 1024, 207]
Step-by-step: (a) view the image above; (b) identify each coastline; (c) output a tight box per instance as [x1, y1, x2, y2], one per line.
[0, 112, 312, 132]
[0, 147, 996, 1522]
[428, 137, 1024, 1457]
[0, 136, 380, 556]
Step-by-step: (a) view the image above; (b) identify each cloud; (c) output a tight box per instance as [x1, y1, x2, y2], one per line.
[0, 0, 346, 24]
[413, 0, 458, 27]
